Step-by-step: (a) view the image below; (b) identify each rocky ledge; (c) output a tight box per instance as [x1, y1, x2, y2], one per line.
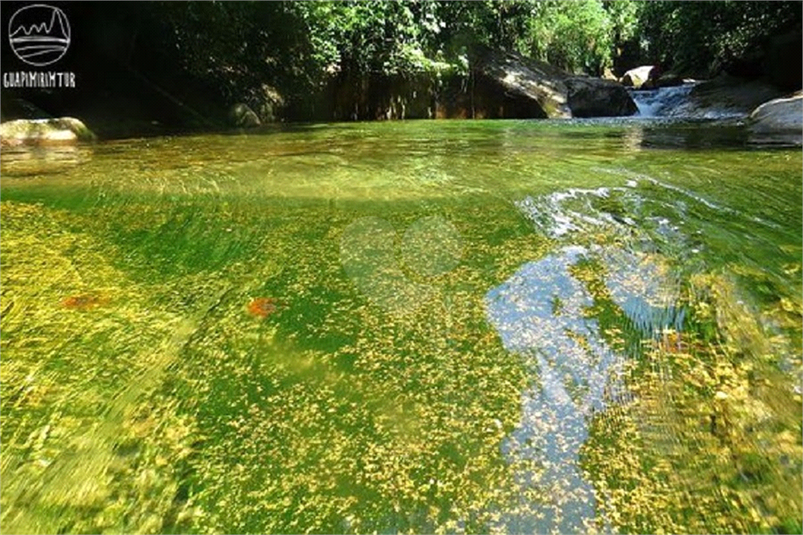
[1, 117, 96, 146]
[748, 91, 803, 146]
[473, 50, 637, 119]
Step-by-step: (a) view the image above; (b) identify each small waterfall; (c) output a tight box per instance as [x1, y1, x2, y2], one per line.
[631, 84, 695, 118]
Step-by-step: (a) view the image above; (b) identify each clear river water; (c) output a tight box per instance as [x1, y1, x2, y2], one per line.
[1, 118, 801, 534]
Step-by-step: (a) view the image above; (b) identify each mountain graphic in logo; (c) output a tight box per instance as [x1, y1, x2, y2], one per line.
[9, 4, 71, 67]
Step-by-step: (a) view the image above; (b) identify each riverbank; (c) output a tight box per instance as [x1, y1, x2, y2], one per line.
[2, 59, 800, 147]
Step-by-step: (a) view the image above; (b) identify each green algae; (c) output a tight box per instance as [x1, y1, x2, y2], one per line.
[1, 120, 800, 533]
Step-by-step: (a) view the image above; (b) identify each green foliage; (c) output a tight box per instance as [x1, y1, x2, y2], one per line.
[603, 0, 641, 43]
[17, 1, 799, 124]
[521, 0, 615, 74]
[147, 0, 640, 110]
[638, 1, 802, 74]
[116, 1, 802, 119]
[293, 1, 453, 76]
[141, 2, 322, 108]
[428, 0, 629, 75]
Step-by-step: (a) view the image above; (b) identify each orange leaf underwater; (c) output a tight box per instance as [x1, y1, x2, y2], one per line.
[247, 297, 283, 318]
[62, 294, 107, 310]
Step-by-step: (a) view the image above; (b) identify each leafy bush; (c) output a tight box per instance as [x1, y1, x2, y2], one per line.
[76, 1, 799, 122]
[638, 1, 802, 76]
[522, 0, 616, 74]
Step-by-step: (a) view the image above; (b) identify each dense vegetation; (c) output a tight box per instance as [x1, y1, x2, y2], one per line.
[638, 1, 803, 81]
[1, 0, 800, 126]
[136, 0, 802, 95]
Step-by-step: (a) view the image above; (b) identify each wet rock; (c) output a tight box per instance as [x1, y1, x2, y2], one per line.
[669, 75, 785, 119]
[621, 65, 659, 89]
[565, 77, 638, 118]
[655, 73, 685, 88]
[748, 91, 803, 146]
[228, 103, 261, 128]
[692, 75, 783, 110]
[0, 117, 96, 146]
[474, 51, 570, 118]
[602, 67, 618, 81]
[473, 50, 637, 118]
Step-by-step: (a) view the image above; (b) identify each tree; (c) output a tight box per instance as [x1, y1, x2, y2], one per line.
[638, 1, 802, 77]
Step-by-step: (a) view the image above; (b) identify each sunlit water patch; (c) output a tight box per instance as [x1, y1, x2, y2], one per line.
[485, 242, 683, 533]
[488, 146, 801, 533]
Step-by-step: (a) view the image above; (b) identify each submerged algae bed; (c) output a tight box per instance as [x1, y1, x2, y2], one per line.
[1, 120, 801, 533]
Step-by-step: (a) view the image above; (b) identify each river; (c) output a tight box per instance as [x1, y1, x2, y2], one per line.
[1, 118, 801, 534]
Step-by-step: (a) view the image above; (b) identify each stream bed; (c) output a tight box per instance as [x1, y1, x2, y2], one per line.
[1, 119, 801, 534]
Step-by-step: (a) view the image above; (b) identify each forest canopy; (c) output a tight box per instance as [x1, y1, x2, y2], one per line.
[2, 1, 800, 125]
[147, 0, 800, 90]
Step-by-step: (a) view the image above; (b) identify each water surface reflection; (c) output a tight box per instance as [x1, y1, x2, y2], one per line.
[486, 244, 682, 533]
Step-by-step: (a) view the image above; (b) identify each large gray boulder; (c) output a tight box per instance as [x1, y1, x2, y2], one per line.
[621, 65, 658, 89]
[688, 75, 784, 116]
[748, 91, 802, 146]
[564, 77, 638, 118]
[474, 50, 637, 119]
[0, 117, 96, 146]
[662, 75, 785, 119]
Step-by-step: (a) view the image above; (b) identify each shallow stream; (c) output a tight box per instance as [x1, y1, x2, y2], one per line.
[1, 119, 801, 534]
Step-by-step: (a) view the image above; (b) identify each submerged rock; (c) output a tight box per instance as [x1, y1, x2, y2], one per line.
[748, 91, 803, 146]
[473, 50, 637, 119]
[0, 117, 96, 146]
